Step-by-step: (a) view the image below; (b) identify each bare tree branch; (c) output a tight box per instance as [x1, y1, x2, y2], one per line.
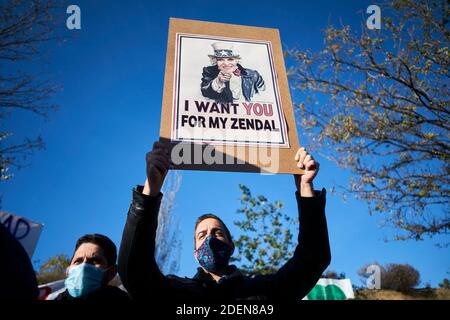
[287, 0, 449, 243]
[0, 0, 63, 187]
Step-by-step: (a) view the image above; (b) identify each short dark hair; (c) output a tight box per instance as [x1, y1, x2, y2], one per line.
[194, 213, 232, 245]
[72, 234, 117, 267]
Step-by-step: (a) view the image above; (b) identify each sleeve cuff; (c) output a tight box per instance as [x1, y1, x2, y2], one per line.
[131, 185, 163, 214]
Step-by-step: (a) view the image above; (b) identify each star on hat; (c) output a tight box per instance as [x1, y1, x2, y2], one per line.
[208, 42, 240, 59]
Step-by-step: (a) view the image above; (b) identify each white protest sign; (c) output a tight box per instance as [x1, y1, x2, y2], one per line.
[0, 211, 44, 258]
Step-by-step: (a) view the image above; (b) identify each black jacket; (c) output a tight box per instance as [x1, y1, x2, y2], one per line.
[118, 186, 330, 301]
[0, 222, 38, 300]
[201, 64, 265, 103]
[55, 286, 130, 301]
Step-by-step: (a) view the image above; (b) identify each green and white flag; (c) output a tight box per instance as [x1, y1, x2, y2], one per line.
[304, 278, 354, 300]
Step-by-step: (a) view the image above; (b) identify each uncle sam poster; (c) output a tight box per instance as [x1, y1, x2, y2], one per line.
[160, 18, 300, 174]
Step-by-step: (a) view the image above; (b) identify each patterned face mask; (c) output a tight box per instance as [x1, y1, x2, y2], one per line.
[195, 235, 232, 273]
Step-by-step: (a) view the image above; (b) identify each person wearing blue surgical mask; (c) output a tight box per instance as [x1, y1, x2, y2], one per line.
[56, 234, 129, 301]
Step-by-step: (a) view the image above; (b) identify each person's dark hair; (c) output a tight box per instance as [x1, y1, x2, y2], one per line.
[72, 234, 117, 267]
[194, 213, 232, 245]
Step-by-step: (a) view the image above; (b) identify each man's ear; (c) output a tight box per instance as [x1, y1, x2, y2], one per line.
[230, 242, 235, 256]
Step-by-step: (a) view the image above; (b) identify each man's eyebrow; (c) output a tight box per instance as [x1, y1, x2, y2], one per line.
[86, 253, 107, 262]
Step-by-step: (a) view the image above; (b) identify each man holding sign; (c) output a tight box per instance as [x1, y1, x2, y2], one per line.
[118, 141, 331, 301]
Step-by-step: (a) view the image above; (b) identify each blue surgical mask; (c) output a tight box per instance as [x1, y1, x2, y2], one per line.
[195, 235, 232, 273]
[64, 263, 106, 298]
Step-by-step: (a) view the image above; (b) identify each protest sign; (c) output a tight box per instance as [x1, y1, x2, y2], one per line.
[160, 18, 301, 174]
[0, 211, 44, 258]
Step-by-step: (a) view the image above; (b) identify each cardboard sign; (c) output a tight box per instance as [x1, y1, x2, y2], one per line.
[160, 18, 301, 174]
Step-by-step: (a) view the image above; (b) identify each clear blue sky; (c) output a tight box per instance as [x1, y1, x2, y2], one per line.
[2, 0, 448, 288]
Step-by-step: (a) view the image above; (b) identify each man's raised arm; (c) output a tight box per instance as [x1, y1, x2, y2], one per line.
[118, 142, 171, 300]
[246, 147, 331, 300]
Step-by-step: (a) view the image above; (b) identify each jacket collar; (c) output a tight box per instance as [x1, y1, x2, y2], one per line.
[193, 265, 242, 282]
[237, 64, 248, 77]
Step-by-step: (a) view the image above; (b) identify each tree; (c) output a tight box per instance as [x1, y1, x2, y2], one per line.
[231, 184, 297, 275]
[287, 0, 449, 242]
[358, 262, 421, 292]
[322, 269, 346, 279]
[35, 253, 70, 285]
[0, 1, 62, 193]
[155, 171, 182, 275]
[438, 278, 450, 289]
[382, 263, 421, 292]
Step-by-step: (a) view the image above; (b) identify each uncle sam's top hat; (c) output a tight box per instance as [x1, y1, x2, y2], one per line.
[208, 42, 241, 59]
